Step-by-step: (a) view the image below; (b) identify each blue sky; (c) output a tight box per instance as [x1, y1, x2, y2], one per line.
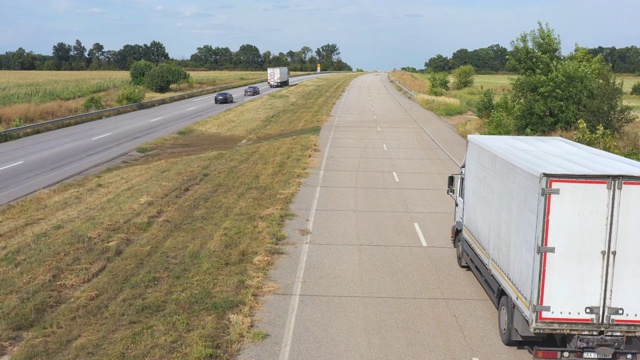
[2, 0, 639, 71]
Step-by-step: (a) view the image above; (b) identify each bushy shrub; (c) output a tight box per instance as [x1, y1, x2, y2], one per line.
[116, 86, 146, 106]
[483, 96, 516, 135]
[573, 119, 618, 153]
[83, 94, 104, 111]
[165, 64, 191, 85]
[144, 63, 191, 93]
[130, 60, 156, 86]
[476, 90, 494, 119]
[452, 65, 475, 90]
[631, 82, 640, 95]
[428, 72, 449, 94]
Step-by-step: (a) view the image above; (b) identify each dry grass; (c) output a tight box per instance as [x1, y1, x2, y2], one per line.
[0, 72, 362, 359]
[389, 70, 429, 93]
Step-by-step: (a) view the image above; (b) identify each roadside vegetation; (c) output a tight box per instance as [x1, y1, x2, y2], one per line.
[0, 70, 268, 129]
[391, 23, 640, 160]
[0, 72, 362, 359]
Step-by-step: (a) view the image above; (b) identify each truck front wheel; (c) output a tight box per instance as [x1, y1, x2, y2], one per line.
[455, 235, 468, 268]
[498, 295, 518, 346]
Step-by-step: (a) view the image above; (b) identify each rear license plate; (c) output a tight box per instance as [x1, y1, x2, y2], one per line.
[583, 352, 611, 359]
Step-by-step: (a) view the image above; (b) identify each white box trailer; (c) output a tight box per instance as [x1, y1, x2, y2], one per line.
[267, 67, 289, 88]
[447, 135, 640, 359]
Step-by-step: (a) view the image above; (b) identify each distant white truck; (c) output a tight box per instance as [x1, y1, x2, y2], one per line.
[447, 135, 640, 359]
[267, 67, 289, 88]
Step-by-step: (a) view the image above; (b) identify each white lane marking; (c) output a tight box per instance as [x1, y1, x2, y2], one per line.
[377, 126, 381, 132]
[92, 133, 111, 140]
[374, 115, 377, 120]
[187, 106, 197, 111]
[0, 161, 23, 170]
[393, 171, 399, 182]
[150, 117, 163, 122]
[414, 223, 428, 247]
[279, 88, 349, 360]
[383, 144, 387, 151]
[191, 96, 211, 102]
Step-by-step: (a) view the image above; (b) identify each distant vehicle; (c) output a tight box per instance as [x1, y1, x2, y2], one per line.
[244, 86, 260, 96]
[267, 67, 289, 88]
[214, 92, 233, 104]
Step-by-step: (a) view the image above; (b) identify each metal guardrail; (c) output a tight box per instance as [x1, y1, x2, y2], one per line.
[389, 76, 417, 97]
[0, 72, 320, 142]
[0, 83, 246, 140]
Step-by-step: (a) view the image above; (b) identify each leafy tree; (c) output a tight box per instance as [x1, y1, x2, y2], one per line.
[235, 44, 262, 70]
[300, 46, 313, 62]
[143, 40, 169, 63]
[130, 60, 156, 85]
[401, 66, 419, 73]
[425, 54, 450, 72]
[450, 48, 472, 69]
[114, 44, 144, 70]
[7, 48, 37, 70]
[71, 39, 88, 70]
[315, 43, 340, 63]
[631, 82, 640, 95]
[452, 65, 475, 90]
[88, 42, 105, 69]
[52, 42, 73, 70]
[508, 22, 562, 77]
[490, 23, 636, 135]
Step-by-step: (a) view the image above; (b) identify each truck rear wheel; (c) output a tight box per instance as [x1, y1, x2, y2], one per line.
[498, 295, 518, 346]
[455, 235, 468, 268]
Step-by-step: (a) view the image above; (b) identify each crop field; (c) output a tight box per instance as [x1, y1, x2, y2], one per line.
[0, 72, 362, 359]
[0, 70, 270, 129]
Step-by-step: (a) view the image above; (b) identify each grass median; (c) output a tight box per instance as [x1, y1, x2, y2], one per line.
[0, 72, 362, 359]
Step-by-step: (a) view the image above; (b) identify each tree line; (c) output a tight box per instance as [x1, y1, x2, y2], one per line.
[414, 44, 640, 74]
[0, 40, 353, 72]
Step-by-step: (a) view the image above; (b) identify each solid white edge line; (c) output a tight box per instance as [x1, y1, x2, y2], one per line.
[279, 86, 349, 360]
[414, 223, 428, 247]
[92, 133, 111, 140]
[0, 161, 23, 170]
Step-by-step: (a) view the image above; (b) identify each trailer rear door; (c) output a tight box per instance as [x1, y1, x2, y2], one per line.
[607, 180, 640, 325]
[537, 178, 611, 324]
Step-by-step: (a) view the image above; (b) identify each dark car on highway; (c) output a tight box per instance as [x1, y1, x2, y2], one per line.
[214, 92, 233, 104]
[244, 86, 260, 96]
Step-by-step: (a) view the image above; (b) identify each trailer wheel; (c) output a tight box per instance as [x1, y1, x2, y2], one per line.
[498, 295, 518, 346]
[454, 235, 468, 268]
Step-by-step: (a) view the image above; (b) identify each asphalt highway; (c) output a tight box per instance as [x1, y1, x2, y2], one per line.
[240, 73, 533, 360]
[0, 74, 322, 205]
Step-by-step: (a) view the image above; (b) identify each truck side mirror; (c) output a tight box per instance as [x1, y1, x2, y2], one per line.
[447, 175, 455, 195]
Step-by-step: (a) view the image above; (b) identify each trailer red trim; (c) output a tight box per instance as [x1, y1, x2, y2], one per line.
[538, 178, 608, 323]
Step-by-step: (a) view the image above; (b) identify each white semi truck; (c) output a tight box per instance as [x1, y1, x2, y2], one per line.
[267, 67, 289, 88]
[447, 135, 640, 359]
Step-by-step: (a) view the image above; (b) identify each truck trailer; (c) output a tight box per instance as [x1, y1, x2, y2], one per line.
[267, 67, 289, 88]
[447, 135, 640, 359]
